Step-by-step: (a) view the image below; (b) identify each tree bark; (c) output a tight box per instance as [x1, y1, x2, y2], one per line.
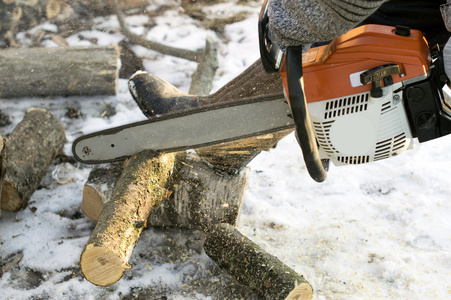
[81, 153, 246, 231]
[89, 0, 148, 15]
[80, 150, 175, 286]
[149, 152, 246, 231]
[0, 135, 6, 218]
[189, 36, 218, 95]
[1, 108, 66, 212]
[129, 59, 294, 174]
[195, 59, 292, 174]
[204, 223, 313, 300]
[0, 45, 119, 98]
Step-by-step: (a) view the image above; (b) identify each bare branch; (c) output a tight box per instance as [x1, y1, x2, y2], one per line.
[114, 0, 202, 62]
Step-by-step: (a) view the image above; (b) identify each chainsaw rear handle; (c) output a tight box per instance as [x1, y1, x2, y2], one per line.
[258, 0, 284, 73]
[285, 46, 328, 182]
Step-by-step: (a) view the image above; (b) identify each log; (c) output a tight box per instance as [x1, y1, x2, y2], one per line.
[88, 0, 148, 15]
[1, 108, 66, 212]
[189, 36, 218, 95]
[195, 59, 292, 173]
[128, 59, 293, 174]
[81, 162, 124, 222]
[204, 223, 313, 300]
[81, 153, 246, 230]
[148, 152, 246, 230]
[0, 45, 120, 98]
[0, 135, 6, 218]
[80, 150, 175, 286]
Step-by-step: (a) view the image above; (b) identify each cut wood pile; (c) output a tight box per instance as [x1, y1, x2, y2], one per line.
[0, 0, 312, 299]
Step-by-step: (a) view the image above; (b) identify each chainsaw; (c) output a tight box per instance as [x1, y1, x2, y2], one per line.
[73, 2, 451, 182]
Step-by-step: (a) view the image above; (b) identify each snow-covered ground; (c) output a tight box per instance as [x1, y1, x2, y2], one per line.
[1, 1, 451, 299]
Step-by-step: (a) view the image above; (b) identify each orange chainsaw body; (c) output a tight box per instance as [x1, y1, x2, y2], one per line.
[280, 25, 431, 103]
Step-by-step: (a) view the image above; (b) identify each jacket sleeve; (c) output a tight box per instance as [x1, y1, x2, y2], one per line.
[268, 0, 388, 46]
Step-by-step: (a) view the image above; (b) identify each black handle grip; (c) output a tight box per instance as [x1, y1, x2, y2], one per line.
[258, 0, 283, 73]
[286, 46, 327, 182]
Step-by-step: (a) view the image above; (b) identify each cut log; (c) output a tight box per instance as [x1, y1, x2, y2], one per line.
[189, 36, 218, 95]
[81, 162, 124, 222]
[203, 59, 284, 104]
[128, 59, 294, 174]
[195, 129, 294, 174]
[80, 150, 175, 286]
[204, 223, 313, 300]
[81, 153, 246, 230]
[0, 45, 120, 98]
[1, 108, 66, 212]
[195, 59, 292, 173]
[0, 135, 6, 218]
[149, 152, 246, 230]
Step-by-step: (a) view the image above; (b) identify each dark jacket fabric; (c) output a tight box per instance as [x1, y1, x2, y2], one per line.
[360, 0, 450, 46]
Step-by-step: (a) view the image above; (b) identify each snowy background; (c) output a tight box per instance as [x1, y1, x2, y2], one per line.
[1, 0, 451, 299]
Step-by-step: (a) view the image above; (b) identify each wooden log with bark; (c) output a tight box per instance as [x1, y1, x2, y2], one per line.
[80, 150, 175, 286]
[89, 0, 149, 15]
[128, 58, 294, 174]
[0, 45, 120, 98]
[81, 162, 124, 222]
[148, 152, 246, 230]
[81, 152, 246, 230]
[0, 0, 79, 37]
[1, 108, 66, 212]
[204, 223, 313, 300]
[0, 135, 6, 218]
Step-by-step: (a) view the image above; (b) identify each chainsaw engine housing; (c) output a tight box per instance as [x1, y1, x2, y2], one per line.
[281, 25, 451, 167]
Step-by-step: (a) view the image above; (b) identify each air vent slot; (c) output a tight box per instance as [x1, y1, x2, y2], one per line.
[374, 132, 407, 161]
[336, 156, 370, 165]
[313, 121, 337, 154]
[324, 92, 369, 120]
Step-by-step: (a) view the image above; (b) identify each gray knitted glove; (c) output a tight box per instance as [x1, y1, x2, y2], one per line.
[444, 37, 451, 83]
[268, 0, 387, 47]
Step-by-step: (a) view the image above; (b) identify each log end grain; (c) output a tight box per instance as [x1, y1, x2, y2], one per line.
[81, 185, 104, 222]
[286, 282, 314, 300]
[80, 245, 128, 286]
[80, 151, 175, 286]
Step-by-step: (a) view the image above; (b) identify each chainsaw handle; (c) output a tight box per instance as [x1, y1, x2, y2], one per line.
[285, 46, 327, 182]
[258, 0, 284, 73]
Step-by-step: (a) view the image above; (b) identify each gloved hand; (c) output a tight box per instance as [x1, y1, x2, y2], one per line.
[268, 0, 387, 47]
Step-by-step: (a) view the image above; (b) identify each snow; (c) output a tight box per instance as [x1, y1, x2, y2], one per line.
[1, 1, 451, 299]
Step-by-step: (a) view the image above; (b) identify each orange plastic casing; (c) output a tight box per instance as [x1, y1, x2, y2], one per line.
[280, 25, 431, 103]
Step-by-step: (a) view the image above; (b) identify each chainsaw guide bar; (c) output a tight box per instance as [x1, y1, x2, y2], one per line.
[72, 94, 294, 164]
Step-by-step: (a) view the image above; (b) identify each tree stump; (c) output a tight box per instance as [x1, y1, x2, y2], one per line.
[80, 150, 175, 286]
[204, 223, 313, 300]
[0, 46, 119, 98]
[1, 108, 66, 212]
